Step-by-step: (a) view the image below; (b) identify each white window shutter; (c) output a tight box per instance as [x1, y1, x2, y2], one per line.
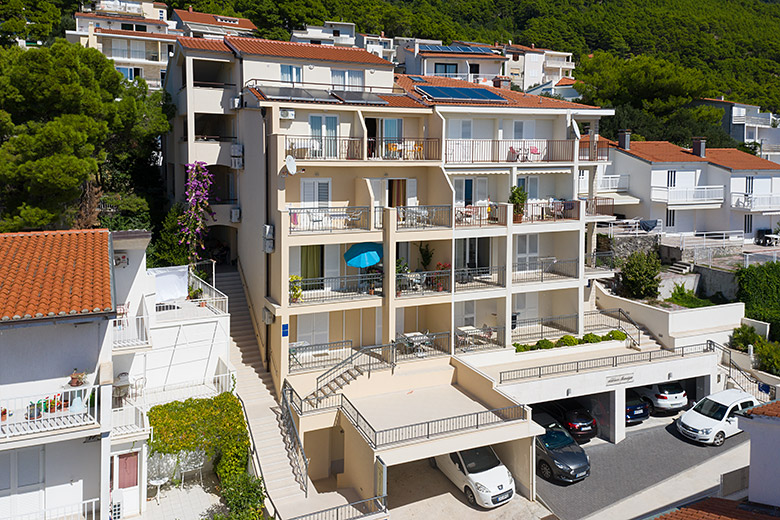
[375, 308, 383, 345]
[395, 308, 404, 335]
[406, 178, 418, 206]
[314, 312, 329, 344]
[528, 177, 539, 199]
[289, 246, 301, 277]
[369, 178, 383, 207]
[528, 234, 538, 256]
[317, 179, 330, 207]
[514, 121, 524, 139]
[462, 120, 472, 139]
[301, 180, 315, 208]
[296, 314, 314, 344]
[324, 245, 340, 278]
[524, 120, 535, 138]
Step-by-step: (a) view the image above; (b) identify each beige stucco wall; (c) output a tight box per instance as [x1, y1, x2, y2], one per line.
[493, 436, 535, 500]
[337, 414, 376, 499]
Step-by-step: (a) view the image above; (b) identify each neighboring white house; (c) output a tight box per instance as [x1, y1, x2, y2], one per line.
[0, 229, 231, 520]
[290, 21, 356, 46]
[504, 44, 575, 91]
[171, 7, 257, 38]
[397, 41, 508, 84]
[356, 32, 395, 63]
[527, 77, 581, 102]
[738, 400, 780, 509]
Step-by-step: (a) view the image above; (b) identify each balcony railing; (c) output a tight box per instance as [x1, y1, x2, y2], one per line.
[453, 266, 506, 291]
[430, 72, 497, 83]
[109, 49, 159, 61]
[584, 196, 614, 217]
[285, 136, 362, 160]
[396, 270, 451, 297]
[193, 80, 236, 89]
[455, 326, 505, 353]
[289, 207, 372, 234]
[666, 230, 744, 250]
[512, 258, 578, 284]
[1, 499, 100, 520]
[1, 386, 99, 440]
[367, 138, 440, 160]
[396, 205, 452, 230]
[598, 218, 663, 237]
[290, 273, 383, 305]
[153, 271, 227, 322]
[445, 139, 575, 164]
[585, 252, 617, 274]
[651, 186, 725, 204]
[193, 135, 235, 142]
[579, 174, 628, 194]
[511, 313, 578, 345]
[545, 57, 575, 67]
[454, 204, 507, 227]
[140, 371, 235, 407]
[289, 340, 354, 373]
[516, 200, 580, 223]
[578, 140, 610, 161]
[111, 315, 150, 350]
[583, 308, 641, 348]
[395, 331, 451, 362]
[731, 193, 780, 211]
[733, 114, 771, 126]
[112, 404, 149, 438]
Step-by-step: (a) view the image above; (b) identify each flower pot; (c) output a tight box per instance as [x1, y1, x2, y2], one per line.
[69, 376, 84, 387]
[513, 213, 523, 223]
[199, 301, 207, 308]
[1, 409, 6, 422]
[368, 288, 375, 295]
[396, 290, 402, 297]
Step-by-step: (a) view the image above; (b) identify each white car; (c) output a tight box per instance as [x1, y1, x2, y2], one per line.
[632, 382, 688, 413]
[677, 389, 756, 446]
[430, 446, 514, 508]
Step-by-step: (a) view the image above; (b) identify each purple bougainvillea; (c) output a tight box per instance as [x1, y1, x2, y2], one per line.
[178, 161, 216, 264]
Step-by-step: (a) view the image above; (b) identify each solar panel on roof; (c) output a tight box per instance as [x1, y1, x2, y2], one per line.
[331, 91, 389, 106]
[415, 85, 508, 103]
[259, 86, 340, 103]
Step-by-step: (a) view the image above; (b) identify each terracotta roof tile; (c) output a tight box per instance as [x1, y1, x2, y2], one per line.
[95, 27, 178, 40]
[506, 44, 547, 53]
[226, 36, 392, 66]
[656, 498, 778, 520]
[0, 230, 113, 323]
[615, 141, 708, 163]
[705, 148, 780, 171]
[556, 77, 577, 86]
[178, 36, 232, 53]
[395, 74, 597, 109]
[173, 9, 256, 31]
[745, 399, 780, 418]
[75, 12, 167, 26]
[153, 2, 167, 7]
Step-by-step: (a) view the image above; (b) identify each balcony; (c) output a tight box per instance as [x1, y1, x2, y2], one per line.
[431, 72, 498, 84]
[154, 272, 228, 322]
[288, 340, 354, 373]
[1, 386, 100, 440]
[367, 138, 440, 161]
[732, 114, 772, 126]
[455, 326, 506, 353]
[454, 204, 508, 228]
[395, 331, 452, 362]
[396, 205, 452, 230]
[453, 266, 506, 292]
[285, 136, 362, 161]
[578, 174, 630, 194]
[0, 499, 100, 520]
[650, 185, 725, 204]
[515, 200, 580, 224]
[396, 270, 451, 297]
[290, 273, 383, 305]
[731, 193, 780, 211]
[578, 140, 610, 162]
[139, 371, 234, 407]
[108, 49, 159, 62]
[111, 315, 151, 352]
[584, 196, 614, 217]
[512, 258, 578, 285]
[545, 58, 575, 68]
[511, 313, 578, 345]
[112, 404, 149, 439]
[445, 139, 575, 164]
[289, 207, 372, 234]
[585, 252, 617, 278]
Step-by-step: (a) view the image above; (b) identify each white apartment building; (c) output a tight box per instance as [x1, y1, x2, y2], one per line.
[66, 0, 179, 88]
[596, 131, 780, 241]
[0, 229, 231, 520]
[398, 42, 508, 84]
[165, 37, 726, 518]
[356, 32, 395, 63]
[290, 21, 356, 46]
[171, 7, 257, 39]
[504, 44, 575, 91]
[527, 77, 581, 102]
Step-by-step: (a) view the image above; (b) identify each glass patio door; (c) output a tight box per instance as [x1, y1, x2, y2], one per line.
[309, 115, 338, 158]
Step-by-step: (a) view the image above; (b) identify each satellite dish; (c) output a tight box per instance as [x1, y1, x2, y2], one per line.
[285, 155, 297, 176]
[571, 119, 581, 140]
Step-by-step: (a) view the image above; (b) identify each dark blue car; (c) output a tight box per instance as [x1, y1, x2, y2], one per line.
[626, 389, 650, 424]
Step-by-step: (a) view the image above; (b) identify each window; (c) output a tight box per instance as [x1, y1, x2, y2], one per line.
[746, 176, 754, 194]
[454, 177, 487, 206]
[159, 10, 164, 19]
[0, 452, 10, 492]
[332, 29, 340, 37]
[301, 178, 331, 208]
[117, 66, 134, 80]
[160, 69, 166, 84]
[666, 209, 676, 228]
[281, 64, 302, 84]
[121, 23, 134, 31]
[118, 453, 138, 489]
[469, 63, 480, 75]
[331, 69, 364, 91]
[434, 63, 458, 76]
[517, 176, 539, 199]
[744, 214, 753, 234]
[309, 115, 338, 158]
[667, 170, 677, 188]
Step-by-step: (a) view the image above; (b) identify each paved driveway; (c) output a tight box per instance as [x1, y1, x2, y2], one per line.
[536, 418, 749, 520]
[387, 459, 551, 520]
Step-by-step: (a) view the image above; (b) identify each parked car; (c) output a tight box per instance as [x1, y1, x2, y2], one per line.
[632, 382, 688, 413]
[430, 446, 514, 508]
[677, 389, 756, 446]
[626, 389, 651, 424]
[533, 412, 590, 483]
[537, 400, 598, 442]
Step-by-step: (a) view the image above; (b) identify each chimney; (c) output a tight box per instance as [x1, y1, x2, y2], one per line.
[618, 129, 631, 150]
[692, 137, 706, 158]
[380, 30, 384, 38]
[188, 5, 193, 12]
[531, 43, 535, 49]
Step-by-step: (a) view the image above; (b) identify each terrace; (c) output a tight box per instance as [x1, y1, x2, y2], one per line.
[650, 185, 725, 205]
[445, 139, 576, 164]
[290, 273, 383, 305]
[731, 193, 780, 211]
[512, 258, 578, 285]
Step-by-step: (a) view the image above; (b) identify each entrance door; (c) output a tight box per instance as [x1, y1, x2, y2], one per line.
[455, 238, 490, 269]
[113, 452, 140, 517]
[514, 234, 539, 270]
[309, 115, 339, 158]
[517, 176, 539, 199]
[454, 178, 488, 207]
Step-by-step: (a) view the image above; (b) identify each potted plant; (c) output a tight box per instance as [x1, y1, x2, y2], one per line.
[289, 275, 303, 303]
[1, 408, 7, 422]
[509, 186, 528, 223]
[69, 369, 86, 387]
[415, 242, 435, 272]
[188, 286, 203, 300]
[435, 262, 451, 291]
[396, 258, 409, 296]
[26, 401, 43, 420]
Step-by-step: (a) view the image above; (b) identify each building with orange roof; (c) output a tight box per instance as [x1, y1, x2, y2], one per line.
[397, 41, 508, 84]
[654, 497, 779, 520]
[171, 6, 256, 38]
[738, 399, 780, 508]
[290, 21, 356, 47]
[0, 229, 231, 519]
[504, 43, 575, 91]
[526, 76, 582, 102]
[66, 0, 182, 89]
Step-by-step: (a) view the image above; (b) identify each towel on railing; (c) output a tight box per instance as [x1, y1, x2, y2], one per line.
[639, 219, 658, 232]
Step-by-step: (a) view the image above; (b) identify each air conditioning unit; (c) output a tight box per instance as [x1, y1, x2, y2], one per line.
[279, 108, 295, 120]
[230, 97, 241, 110]
[113, 252, 129, 268]
[230, 157, 244, 169]
[262, 307, 275, 325]
[231, 143, 243, 157]
[230, 208, 241, 223]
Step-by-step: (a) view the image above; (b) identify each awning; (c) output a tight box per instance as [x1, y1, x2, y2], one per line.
[597, 192, 641, 205]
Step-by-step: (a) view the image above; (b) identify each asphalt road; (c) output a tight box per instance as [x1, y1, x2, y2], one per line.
[536, 417, 749, 520]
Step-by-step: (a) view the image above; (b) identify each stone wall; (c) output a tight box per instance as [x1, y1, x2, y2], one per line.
[694, 265, 739, 301]
[605, 234, 661, 259]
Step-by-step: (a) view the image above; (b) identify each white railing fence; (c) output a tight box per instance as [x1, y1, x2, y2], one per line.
[0, 498, 100, 520]
[731, 193, 780, 210]
[0, 386, 99, 439]
[744, 251, 780, 267]
[112, 404, 148, 437]
[111, 315, 150, 349]
[651, 185, 725, 203]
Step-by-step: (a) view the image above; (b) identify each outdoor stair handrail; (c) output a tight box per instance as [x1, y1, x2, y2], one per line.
[280, 381, 309, 497]
[314, 344, 395, 397]
[708, 340, 772, 403]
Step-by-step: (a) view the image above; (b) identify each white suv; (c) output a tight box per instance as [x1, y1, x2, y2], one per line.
[677, 389, 756, 446]
[633, 382, 688, 413]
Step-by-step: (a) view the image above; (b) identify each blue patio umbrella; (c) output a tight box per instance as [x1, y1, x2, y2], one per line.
[344, 242, 383, 268]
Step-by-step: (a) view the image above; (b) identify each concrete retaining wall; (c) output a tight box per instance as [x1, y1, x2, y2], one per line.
[694, 265, 739, 301]
[608, 234, 660, 259]
[659, 273, 700, 299]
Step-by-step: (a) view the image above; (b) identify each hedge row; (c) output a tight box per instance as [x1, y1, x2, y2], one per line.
[514, 329, 627, 352]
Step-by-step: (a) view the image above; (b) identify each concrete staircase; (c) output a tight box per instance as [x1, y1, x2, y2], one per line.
[215, 269, 308, 505]
[668, 261, 693, 275]
[634, 325, 664, 351]
[304, 366, 364, 404]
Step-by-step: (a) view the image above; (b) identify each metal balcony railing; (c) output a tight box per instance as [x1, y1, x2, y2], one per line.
[395, 331, 451, 362]
[367, 138, 440, 160]
[289, 207, 372, 234]
[1, 386, 100, 440]
[455, 326, 505, 353]
[584, 196, 614, 217]
[511, 313, 578, 345]
[288, 340, 354, 373]
[578, 140, 610, 161]
[512, 258, 578, 284]
[651, 186, 725, 204]
[453, 266, 506, 291]
[515, 200, 580, 223]
[109, 49, 158, 61]
[396, 205, 452, 230]
[731, 193, 780, 211]
[290, 273, 383, 305]
[396, 270, 451, 296]
[285, 136, 362, 160]
[454, 204, 507, 227]
[111, 315, 150, 350]
[287, 496, 388, 520]
[579, 174, 628, 193]
[585, 252, 617, 273]
[583, 308, 641, 348]
[445, 139, 576, 163]
[154, 271, 228, 321]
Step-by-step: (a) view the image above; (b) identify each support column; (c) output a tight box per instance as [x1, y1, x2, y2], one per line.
[608, 389, 626, 444]
[99, 379, 112, 520]
[383, 207, 398, 344]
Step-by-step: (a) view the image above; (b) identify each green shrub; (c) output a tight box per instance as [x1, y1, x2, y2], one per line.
[602, 329, 627, 341]
[666, 282, 714, 308]
[755, 338, 780, 376]
[536, 339, 555, 350]
[737, 263, 780, 342]
[580, 333, 603, 344]
[745, 306, 780, 342]
[514, 343, 532, 352]
[730, 325, 762, 352]
[555, 335, 578, 347]
[620, 251, 661, 299]
[220, 473, 265, 519]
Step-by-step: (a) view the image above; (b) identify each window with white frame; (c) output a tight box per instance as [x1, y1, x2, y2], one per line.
[744, 214, 753, 234]
[331, 69, 364, 91]
[666, 209, 676, 228]
[667, 170, 677, 188]
[281, 64, 302, 84]
[746, 176, 754, 194]
[455, 301, 475, 327]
